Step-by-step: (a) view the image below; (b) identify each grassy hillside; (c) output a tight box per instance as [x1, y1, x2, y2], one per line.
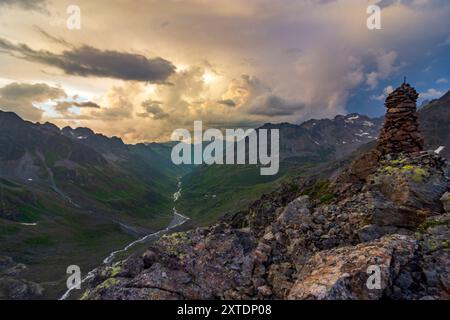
[179, 159, 329, 225]
[177, 115, 381, 225]
[0, 112, 191, 299]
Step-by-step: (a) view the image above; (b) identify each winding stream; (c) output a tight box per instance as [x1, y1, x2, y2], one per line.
[60, 182, 189, 300]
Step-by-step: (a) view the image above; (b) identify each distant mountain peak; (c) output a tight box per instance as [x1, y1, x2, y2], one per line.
[441, 88, 450, 101]
[0, 110, 23, 122]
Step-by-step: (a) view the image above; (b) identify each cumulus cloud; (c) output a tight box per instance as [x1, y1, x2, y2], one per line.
[366, 72, 379, 90]
[88, 84, 141, 121]
[0, 82, 66, 121]
[371, 85, 395, 101]
[0, 82, 65, 100]
[53, 100, 101, 118]
[46, 68, 308, 142]
[436, 78, 449, 84]
[366, 51, 400, 89]
[420, 88, 445, 100]
[385, 85, 395, 94]
[0, 38, 176, 83]
[247, 95, 304, 116]
[138, 99, 169, 119]
[290, 50, 365, 119]
[212, 74, 302, 118]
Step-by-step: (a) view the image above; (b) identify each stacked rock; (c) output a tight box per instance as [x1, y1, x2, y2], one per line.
[376, 82, 424, 155]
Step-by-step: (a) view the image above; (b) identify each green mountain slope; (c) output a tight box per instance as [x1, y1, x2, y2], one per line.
[0, 111, 191, 298]
[179, 90, 450, 225]
[178, 114, 383, 224]
[419, 90, 450, 159]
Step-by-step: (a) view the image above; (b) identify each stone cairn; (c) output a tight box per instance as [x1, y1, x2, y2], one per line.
[376, 82, 424, 155]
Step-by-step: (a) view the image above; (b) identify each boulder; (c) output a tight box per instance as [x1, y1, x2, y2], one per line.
[287, 235, 417, 300]
[367, 153, 448, 229]
[441, 192, 450, 212]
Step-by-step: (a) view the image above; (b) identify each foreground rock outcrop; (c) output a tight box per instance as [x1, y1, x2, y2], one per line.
[81, 83, 449, 300]
[287, 234, 417, 300]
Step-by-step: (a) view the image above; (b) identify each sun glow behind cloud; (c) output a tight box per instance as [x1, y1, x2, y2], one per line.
[202, 72, 217, 85]
[0, 0, 449, 142]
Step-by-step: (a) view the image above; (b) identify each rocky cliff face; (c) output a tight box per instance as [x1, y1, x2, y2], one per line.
[82, 83, 449, 300]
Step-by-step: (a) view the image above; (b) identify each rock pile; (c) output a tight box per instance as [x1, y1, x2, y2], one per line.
[335, 82, 426, 186]
[377, 83, 424, 155]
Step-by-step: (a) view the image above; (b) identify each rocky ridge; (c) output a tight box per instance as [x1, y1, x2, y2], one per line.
[82, 83, 449, 300]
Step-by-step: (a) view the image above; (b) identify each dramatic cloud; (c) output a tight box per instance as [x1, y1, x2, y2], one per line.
[0, 82, 65, 100]
[88, 84, 139, 121]
[138, 99, 169, 119]
[72, 101, 101, 108]
[371, 85, 395, 101]
[0, 38, 176, 83]
[54, 100, 101, 118]
[1, 0, 450, 142]
[217, 99, 236, 107]
[0, 82, 66, 121]
[366, 50, 400, 89]
[247, 95, 304, 116]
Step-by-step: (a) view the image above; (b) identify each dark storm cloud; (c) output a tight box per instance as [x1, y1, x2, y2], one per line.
[54, 100, 101, 114]
[138, 99, 169, 119]
[0, 38, 176, 83]
[217, 99, 236, 107]
[0, 82, 66, 100]
[0, 0, 47, 11]
[247, 95, 304, 117]
[34, 26, 73, 48]
[74, 101, 101, 108]
[207, 120, 263, 130]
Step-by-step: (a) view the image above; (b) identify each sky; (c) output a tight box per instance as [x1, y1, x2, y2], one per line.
[0, 0, 449, 143]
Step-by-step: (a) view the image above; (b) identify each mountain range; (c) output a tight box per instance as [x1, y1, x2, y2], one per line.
[0, 111, 191, 298]
[0, 88, 449, 299]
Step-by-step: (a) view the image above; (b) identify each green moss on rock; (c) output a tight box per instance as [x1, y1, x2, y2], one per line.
[417, 218, 448, 233]
[80, 289, 91, 300]
[97, 278, 119, 291]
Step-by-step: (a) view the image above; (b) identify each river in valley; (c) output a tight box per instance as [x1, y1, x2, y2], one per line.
[60, 182, 189, 300]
